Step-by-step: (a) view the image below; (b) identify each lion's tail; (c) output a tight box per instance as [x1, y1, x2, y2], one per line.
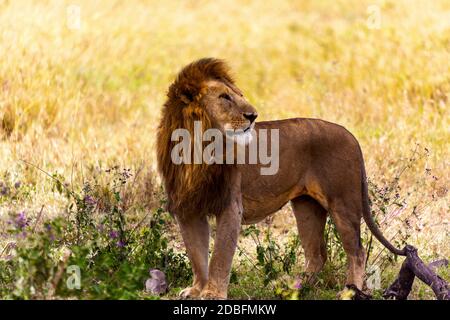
[360, 149, 406, 256]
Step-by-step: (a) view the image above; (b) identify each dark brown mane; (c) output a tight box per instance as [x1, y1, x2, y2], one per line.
[167, 58, 234, 106]
[156, 58, 234, 218]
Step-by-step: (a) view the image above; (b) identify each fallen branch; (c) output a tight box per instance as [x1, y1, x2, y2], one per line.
[428, 259, 449, 271]
[383, 245, 449, 300]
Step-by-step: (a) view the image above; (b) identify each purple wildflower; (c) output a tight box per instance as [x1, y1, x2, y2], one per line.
[14, 181, 21, 189]
[14, 211, 29, 230]
[43, 224, 55, 241]
[293, 279, 303, 290]
[109, 230, 119, 239]
[116, 240, 125, 248]
[1, 185, 9, 196]
[84, 195, 96, 206]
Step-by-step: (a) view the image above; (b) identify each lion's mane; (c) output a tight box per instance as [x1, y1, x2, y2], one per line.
[156, 58, 235, 218]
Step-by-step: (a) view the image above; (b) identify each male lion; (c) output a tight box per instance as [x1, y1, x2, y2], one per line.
[156, 58, 405, 299]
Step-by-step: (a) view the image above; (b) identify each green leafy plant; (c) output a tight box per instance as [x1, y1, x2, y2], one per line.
[241, 225, 300, 292]
[0, 167, 191, 299]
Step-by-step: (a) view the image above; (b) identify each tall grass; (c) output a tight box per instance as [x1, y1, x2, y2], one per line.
[0, 0, 448, 299]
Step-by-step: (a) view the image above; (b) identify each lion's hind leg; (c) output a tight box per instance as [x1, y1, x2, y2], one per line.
[329, 199, 366, 291]
[291, 196, 328, 281]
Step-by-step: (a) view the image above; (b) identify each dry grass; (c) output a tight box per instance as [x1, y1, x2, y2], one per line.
[0, 0, 449, 299]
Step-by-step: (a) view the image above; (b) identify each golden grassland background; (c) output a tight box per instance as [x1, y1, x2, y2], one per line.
[0, 0, 449, 298]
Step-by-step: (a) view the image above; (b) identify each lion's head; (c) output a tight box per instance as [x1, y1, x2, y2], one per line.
[167, 58, 257, 141]
[156, 58, 257, 218]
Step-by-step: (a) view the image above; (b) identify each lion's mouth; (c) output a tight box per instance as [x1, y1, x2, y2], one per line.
[230, 126, 251, 136]
[224, 122, 255, 136]
[237, 122, 254, 134]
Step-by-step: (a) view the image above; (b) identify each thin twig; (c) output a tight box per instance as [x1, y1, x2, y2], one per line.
[32, 205, 45, 232]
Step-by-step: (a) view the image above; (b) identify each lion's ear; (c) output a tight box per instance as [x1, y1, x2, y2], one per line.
[175, 82, 201, 105]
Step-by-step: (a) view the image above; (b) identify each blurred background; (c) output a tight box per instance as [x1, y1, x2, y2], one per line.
[0, 0, 448, 299]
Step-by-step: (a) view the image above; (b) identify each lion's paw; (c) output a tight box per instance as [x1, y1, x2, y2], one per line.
[199, 289, 226, 300]
[179, 286, 201, 299]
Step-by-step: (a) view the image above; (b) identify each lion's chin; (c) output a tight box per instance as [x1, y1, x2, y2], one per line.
[226, 123, 255, 146]
[232, 130, 254, 146]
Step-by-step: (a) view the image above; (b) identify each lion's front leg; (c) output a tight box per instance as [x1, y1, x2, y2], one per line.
[176, 215, 210, 299]
[200, 198, 242, 300]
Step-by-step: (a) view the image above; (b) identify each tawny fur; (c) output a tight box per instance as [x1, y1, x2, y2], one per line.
[156, 58, 405, 299]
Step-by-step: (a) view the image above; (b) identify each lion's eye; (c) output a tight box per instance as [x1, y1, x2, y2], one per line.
[219, 93, 232, 101]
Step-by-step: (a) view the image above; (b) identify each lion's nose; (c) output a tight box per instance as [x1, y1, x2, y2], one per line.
[243, 112, 258, 123]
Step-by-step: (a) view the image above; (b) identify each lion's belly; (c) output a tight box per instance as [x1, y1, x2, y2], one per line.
[240, 181, 305, 224]
[241, 197, 289, 224]
[238, 143, 307, 224]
